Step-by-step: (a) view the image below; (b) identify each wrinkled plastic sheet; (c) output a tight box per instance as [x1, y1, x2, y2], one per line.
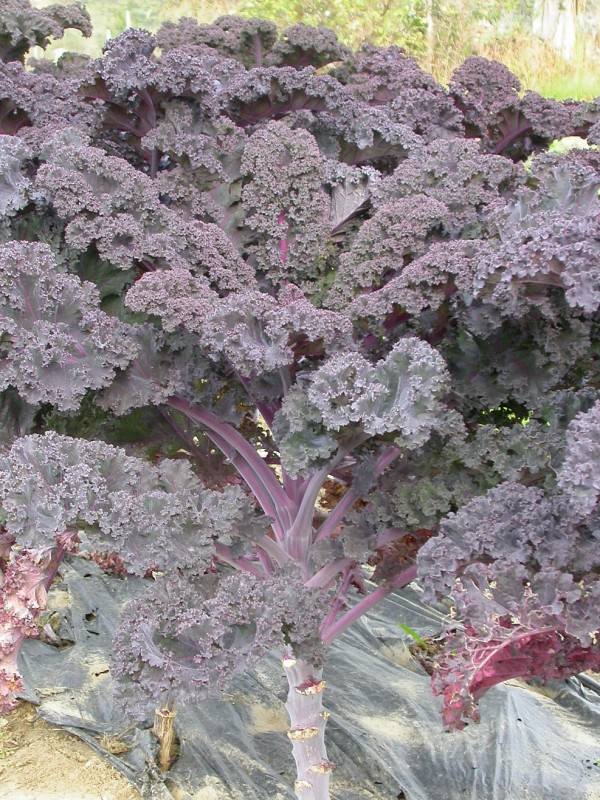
[18, 558, 600, 800]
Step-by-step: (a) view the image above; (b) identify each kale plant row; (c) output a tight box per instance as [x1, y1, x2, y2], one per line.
[0, 2, 599, 797]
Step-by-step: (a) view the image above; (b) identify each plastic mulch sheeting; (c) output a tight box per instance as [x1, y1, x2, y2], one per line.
[18, 557, 600, 800]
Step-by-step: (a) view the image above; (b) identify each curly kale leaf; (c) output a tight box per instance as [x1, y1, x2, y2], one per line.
[111, 566, 329, 721]
[0, 241, 137, 410]
[417, 483, 600, 728]
[557, 400, 600, 519]
[0, 431, 260, 574]
[0, 0, 91, 63]
[308, 338, 449, 440]
[372, 138, 524, 237]
[240, 120, 330, 286]
[274, 339, 449, 476]
[126, 273, 354, 375]
[327, 195, 447, 308]
[0, 548, 51, 712]
[0, 136, 31, 217]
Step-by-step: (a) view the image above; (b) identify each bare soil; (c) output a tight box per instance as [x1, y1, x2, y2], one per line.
[0, 702, 142, 800]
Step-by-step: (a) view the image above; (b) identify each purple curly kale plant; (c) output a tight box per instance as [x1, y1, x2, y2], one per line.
[0, 5, 599, 798]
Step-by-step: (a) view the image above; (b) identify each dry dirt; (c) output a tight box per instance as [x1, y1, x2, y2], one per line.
[0, 702, 143, 800]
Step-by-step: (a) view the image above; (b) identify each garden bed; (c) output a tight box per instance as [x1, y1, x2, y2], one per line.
[0, 702, 142, 800]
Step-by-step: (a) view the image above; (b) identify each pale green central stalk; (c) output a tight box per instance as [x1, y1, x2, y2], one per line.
[283, 656, 333, 800]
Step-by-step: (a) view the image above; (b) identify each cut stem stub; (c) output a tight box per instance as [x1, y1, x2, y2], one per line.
[153, 704, 176, 772]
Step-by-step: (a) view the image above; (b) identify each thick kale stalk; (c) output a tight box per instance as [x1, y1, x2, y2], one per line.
[283, 658, 332, 800]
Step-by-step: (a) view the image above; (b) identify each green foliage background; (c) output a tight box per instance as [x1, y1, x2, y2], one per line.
[30, 0, 600, 98]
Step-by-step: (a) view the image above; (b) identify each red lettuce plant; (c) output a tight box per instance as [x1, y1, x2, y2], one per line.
[0, 3, 599, 798]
